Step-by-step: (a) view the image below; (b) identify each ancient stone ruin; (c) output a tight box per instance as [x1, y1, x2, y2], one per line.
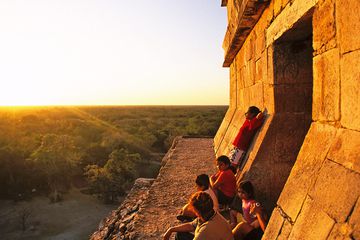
[91, 0, 360, 239]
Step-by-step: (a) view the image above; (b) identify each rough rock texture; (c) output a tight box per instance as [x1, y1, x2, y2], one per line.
[216, 0, 360, 239]
[90, 178, 154, 240]
[91, 138, 216, 240]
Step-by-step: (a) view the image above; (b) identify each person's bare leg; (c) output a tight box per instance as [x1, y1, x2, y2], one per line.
[232, 222, 254, 240]
[230, 210, 238, 229]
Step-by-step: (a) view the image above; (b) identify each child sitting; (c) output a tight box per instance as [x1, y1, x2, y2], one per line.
[230, 181, 267, 240]
[178, 174, 219, 222]
[210, 156, 236, 207]
[229, 106, 264, 170]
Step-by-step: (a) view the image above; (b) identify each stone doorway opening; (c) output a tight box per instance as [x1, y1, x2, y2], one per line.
[271, 13, 313, 202]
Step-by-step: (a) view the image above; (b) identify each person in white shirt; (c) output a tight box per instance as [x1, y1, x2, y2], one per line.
[177, 174, 219, 222]
[164, 192, 233, 240]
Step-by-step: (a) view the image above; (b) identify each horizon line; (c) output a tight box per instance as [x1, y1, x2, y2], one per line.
[0, 104, 229, 108]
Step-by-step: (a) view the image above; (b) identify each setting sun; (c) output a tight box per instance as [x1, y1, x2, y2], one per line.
[0, 0, 228, 106]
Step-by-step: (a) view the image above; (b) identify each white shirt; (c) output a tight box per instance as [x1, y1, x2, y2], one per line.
[204, 188, 219, 212]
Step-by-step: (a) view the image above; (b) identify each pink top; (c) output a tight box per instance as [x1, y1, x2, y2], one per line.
[242, 199, 257, 224]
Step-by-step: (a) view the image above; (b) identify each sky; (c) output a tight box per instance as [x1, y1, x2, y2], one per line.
[0, 0, 229, 106]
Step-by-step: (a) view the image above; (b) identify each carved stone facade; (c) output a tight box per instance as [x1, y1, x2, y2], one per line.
[215, 0, 360, 239]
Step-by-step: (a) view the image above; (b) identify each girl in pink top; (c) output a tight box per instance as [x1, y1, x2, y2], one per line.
[230, 181, 268, 240]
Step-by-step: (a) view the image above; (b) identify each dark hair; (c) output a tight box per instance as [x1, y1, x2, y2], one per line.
[217, 155, 231, 166]
[196, 174, 210, 190]
[189, 192, 214, 220]
[239, 181, 255, 199]
[247, 106, 260, 115]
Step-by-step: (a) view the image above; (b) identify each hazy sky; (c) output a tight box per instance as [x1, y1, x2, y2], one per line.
[0, 0, 229, 106]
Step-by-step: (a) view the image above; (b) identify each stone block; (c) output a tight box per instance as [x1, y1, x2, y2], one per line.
[309, 159, 360, 222]
[341, 50, 360, 131]
[254, 18, 267, 60]
[350, 198, 360, 239]
[245, 33, 255, 61]
[274, 84, 312, 113]
[262, 208, 284, 239]
[263, 83, 275, 113]
[263, 0, 274, 27]
[230, 64, 237, 108]
[235, 45, 246, 69]
[273, 113, 310, 163]
[265, 46, 275, 85]
[328, 128, 360, 173]
[236, 65, 245, 90]
[249, 83, 264, 109]
[255, 52, 267, 83]
[237, 88, 244, 110]
[282, 0, 291, 8]
[244, 59, 255, 87]
[278, 220, 292, 240]
[266, 0, 317, 46]
[242, 88, 251, 108]
[226, 0, 238, 29]
[277, 123, 337, 221]
[288, 196, 335, 240]
[313, 48, 340, 121]
[336, 0, 360, 53]
[313, 0, 337, 55]
[273, 40, 313, 85]
[274, 0, 283, 17]
[327, 223, 354, 240]
[214, 107, 236, 152]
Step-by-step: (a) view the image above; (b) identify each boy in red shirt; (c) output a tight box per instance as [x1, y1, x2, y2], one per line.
[210, 155, 236, 206]
[229, 106, 264, 170]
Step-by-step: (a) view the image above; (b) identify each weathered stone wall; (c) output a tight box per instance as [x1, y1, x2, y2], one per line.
[215, 0, 360, 238]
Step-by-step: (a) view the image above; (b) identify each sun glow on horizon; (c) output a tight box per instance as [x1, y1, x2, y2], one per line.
[0, 0, 229, 106]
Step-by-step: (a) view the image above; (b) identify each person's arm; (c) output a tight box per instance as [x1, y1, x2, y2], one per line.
[248, 112, 264, 130]
[250, 203, 267, 232]
[210, 172, 219, 187]
[211, 172, 224, 190]
[163, 222, 195, 240]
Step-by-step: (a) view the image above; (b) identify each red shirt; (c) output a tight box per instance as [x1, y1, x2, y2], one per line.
[213, 169, 236, 197]
[232, 117, 263, 150]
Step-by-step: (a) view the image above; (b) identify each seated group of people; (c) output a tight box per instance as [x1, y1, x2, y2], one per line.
[163, 106, 266, 240]
[163, 156, 267, 240]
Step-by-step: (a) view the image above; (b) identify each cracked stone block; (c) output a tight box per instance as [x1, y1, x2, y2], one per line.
[328, 128, 360, 173]
[327, 223, 353, 240]
[288, 196, 335, 240]
[309, 159, 360, 222]
[349, 197, 360, 239]
[277, 123, 337, 221]
[262, 207, 285, 239]
[340, 50, 360, 131]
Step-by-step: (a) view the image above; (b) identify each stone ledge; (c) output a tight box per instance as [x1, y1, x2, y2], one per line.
[223, 0, 270, 67]
[91, 138, 216, 240]
[90, 178, 155, 240]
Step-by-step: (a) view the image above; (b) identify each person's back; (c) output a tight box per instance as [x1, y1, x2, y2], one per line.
[193, 212, 233, 240]
[204, 187, 219, 212]
[216, 168, 236, 198]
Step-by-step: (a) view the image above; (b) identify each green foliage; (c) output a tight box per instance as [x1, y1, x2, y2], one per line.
[85, 148, 141, 203]
[30, 134, 81, 193]
[0, 106, 227, 201]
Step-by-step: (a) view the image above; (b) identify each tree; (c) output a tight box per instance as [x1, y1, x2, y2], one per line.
[30, 134, 80, 201]
[85, 148, 140, 203]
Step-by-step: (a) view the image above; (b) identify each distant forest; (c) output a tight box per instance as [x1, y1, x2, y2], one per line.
[0, 106, 227, 203]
